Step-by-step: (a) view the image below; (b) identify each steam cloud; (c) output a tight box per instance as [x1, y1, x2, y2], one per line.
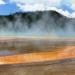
[0, 10, 75, 55]
[0, 10, 74, 37]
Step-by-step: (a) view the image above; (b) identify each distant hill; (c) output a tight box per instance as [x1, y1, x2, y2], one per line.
[0, 10, 74, 36]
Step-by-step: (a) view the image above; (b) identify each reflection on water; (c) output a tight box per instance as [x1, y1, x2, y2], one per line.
[0, 50, 16, 56]
[0, 39, 75, 56]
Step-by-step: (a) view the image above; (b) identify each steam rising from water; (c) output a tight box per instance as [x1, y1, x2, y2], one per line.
[0, 10, 75, 37]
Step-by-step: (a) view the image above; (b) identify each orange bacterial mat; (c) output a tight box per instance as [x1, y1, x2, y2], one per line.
[0, 46, 75, 65]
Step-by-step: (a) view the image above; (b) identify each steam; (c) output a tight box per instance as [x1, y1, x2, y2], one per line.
[0, 10, 74, 37]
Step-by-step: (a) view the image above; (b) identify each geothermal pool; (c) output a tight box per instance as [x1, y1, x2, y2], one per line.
[0, 37, 75, 75]
[0, 37, 75, 56]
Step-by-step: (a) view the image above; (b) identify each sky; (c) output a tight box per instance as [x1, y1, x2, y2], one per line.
[0, 0, 75, 18]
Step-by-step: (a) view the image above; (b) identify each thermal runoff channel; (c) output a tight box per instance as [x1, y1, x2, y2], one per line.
[0, 10, 74, 38]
